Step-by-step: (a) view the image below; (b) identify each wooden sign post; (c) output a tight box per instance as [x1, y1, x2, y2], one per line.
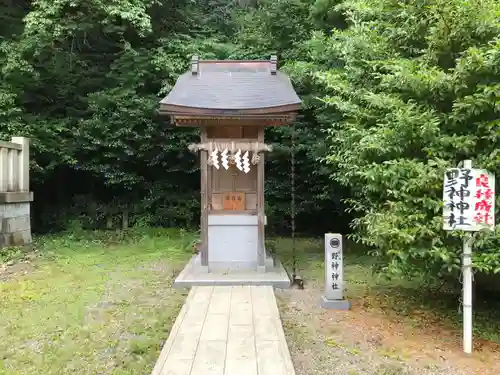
[443, 160, 496, 354]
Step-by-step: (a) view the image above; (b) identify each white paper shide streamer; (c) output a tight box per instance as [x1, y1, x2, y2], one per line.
[234, 149, 243, 171]
[221, 149, 229, 170]
[210, 148, 219, 169]
[242, 151, 250, 173]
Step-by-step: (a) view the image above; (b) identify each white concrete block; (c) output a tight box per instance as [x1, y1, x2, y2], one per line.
[1, 230, 31, 246]
[2, 215, 30, 233]
[0, 202, 30, 218]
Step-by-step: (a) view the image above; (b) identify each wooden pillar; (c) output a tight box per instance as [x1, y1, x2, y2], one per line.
[200, 129, 209, 267]
[257, 127, 265, 270]
[207, 141, 212, 219]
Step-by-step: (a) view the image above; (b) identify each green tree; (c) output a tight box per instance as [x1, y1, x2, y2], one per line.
[0, 0, 239, 229]
[292, 0, 500, 279]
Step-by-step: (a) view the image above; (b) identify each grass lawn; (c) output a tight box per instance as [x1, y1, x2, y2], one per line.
[2, 229, 500, 375]
[0, 228, 195, 375]
[271, 237, 500, 375]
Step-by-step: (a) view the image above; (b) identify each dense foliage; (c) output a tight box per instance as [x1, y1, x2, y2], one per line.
[0, 0, 498, 279]
[0, 0, 342, 235]
[291, 0, 500, 279]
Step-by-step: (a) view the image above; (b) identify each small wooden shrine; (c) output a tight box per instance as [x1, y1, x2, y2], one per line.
[159, 55, 301, 277]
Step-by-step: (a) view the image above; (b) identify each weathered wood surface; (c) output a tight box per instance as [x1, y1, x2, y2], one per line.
[151, 286, 296, 375]
[188, 141, 272, 154]
[200, 129, 209, 266]
[257, 128, 265, 268]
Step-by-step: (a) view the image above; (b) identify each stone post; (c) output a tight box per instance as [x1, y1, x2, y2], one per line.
[321, 233, 351, 310]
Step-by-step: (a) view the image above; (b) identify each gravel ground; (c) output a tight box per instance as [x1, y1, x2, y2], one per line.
[276, 281, 499, 375]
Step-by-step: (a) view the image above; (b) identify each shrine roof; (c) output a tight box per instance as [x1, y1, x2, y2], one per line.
[159, 56, 302, 114]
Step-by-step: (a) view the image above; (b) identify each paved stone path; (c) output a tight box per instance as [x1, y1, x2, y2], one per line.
[151, 286, 295, 375]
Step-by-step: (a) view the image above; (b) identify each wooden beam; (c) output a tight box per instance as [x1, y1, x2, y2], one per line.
[175, 120, 288, 127]
[163, 116, 298, 128]
[207, 141, 212, 243]
[158, 103, 301, 116]
[188, 140, 272, 154]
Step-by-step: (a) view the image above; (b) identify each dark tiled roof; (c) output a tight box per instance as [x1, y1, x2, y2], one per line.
[159, 60, 301, 111]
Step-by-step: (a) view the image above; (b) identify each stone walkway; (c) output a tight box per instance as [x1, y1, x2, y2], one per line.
[151, 286, 295, 375]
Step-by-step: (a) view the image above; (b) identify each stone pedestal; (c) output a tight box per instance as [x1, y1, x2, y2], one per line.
[0, 193, 33, 247]
[173, 253, 290, 288]
[207, 214, 261, 271]
[320, 296, 351, 310]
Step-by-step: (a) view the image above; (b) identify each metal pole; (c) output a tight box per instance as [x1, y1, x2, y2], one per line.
[462, 159, 473, 354]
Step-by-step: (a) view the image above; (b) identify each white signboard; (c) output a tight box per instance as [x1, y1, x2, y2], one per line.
[324, 233, 344, 300]
[443, 168, 495, 231]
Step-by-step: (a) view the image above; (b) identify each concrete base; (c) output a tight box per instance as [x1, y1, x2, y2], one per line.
[320, 295, 351, 310]
[208, 214, 259, 270]
[0, 202, 32, 247]
[174, 253, 291, 289]
[193, 250, 276, 273]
